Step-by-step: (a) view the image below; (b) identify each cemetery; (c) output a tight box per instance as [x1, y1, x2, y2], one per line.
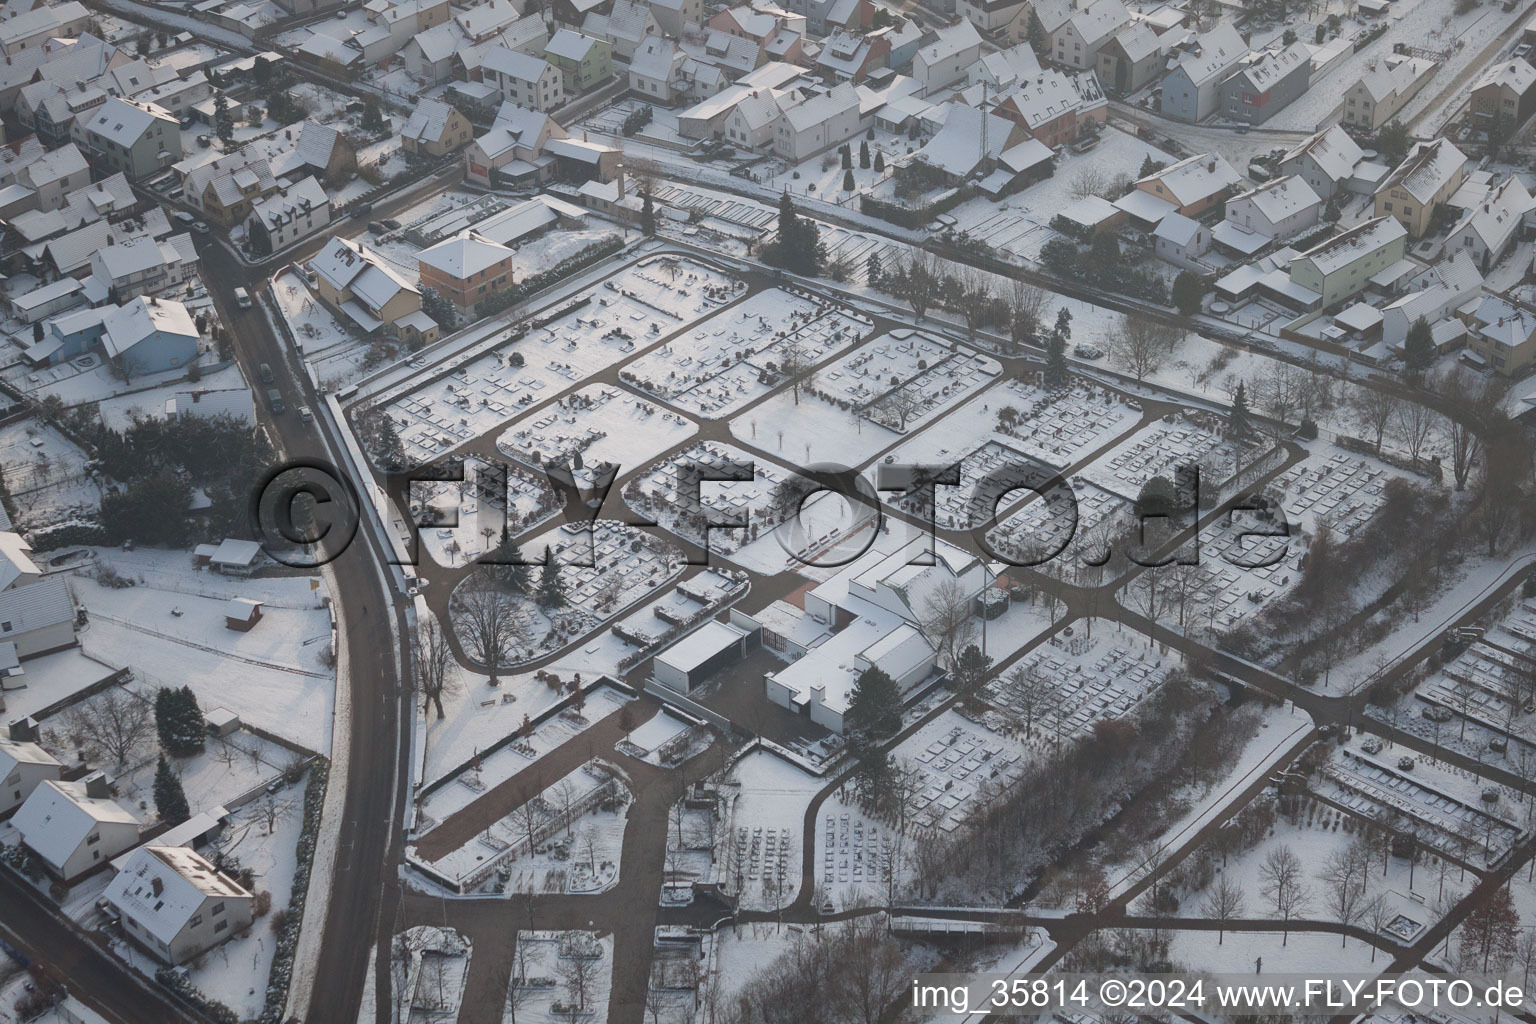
[495, 383, 698, 482]
[408, 456, 559, 569]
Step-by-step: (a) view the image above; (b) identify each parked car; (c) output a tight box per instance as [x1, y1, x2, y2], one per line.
[266, 389, 285, 414]
[172, 210, 196, 225]
[193, 221, 209, 234]
[259, 362, 274, 384]
[351, 203, 373, 219]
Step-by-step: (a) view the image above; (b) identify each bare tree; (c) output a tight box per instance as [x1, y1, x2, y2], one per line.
[63, 687, 152, 766]
[1392, 398, 1438, 466]
[556, 936, 598, 1014]
[644, 961, 669, 1024]
[1259, 845, 1311, 945]
[1202, 875, 1246, 944]
[955, 265, 993, 342]
[257, 792, 291, 835]
[1437, 367, 1504, 491]
[894, 249, 939, 319]
[550, 778, 577, 835]
[918, 577, 976, 671]
[414, 615, 458, 718]
[456, 581, 523, 686]
[873, 387, 923, 430]
[838, 915, 908, 1024]
[1109, 313, 1182, 383]
[1363, 893, 1394, 962]
[1008, 279, 1052, 354]
[1350, 387, 1403, 454]
[1321, 841, 1373, 946]
[1004, 663, 1061, 739]
[512, 784, 544, 853]
[777, 338, 818, 406]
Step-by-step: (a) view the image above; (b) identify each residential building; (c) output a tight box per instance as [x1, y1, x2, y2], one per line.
[1373, 138, 1467, 238]
[17, 82, 106, 149]
[1153, 211, 1211, 269]
[482, 47, 566, 112]
[75, 96, 182, 180]
[1380, 251, 1482, 350]
[969, 42, 1040, 90]
[1159, 23, 1246, 122]
[675, 61, 802, 137]
[102, 296, 200, 376]
[1050, 0, 1129, 70]
[994, 66, 1107, 148]
[464, 102, 567, 186]
[629, 36, 689, 102]
[1471, 59, 1536, 135]
[0, 532, 74, 659]
[1278, 124, 1365, 198]
[246, 176, 332, 254]
[13, 774, 142, 883]
[584, 0, 658, 59]
[815, 28, 889, 82]
[0, 738, 62, 818]
[645, 0, 703, 37]
[912, 104, 1027, 182]
[546, 30, 613, 94]
[90, 234, 199, 300]
[957, 0, 1029, 43]
[771, 80, 862, 159]
[1097, 20, 1163, 95]
[106, 846, 254, 965]
[416, 232, 517, 318]
[1468, 294, 1536, 375]
[1134, 152, 1240, 217]
[401, 99, 473, 158]
[290, 120, 358, 185]
[1288, 216, 1409, 308]
[11, 142, 89, 213]
[1342, 56, 1437, 131]
[911, 19, 983, 96]
[0, 1, 90, 56]
[1223, 175, 1322, 241]
[1446, 175, 1534, 269]
[1219, 42, 1309, 123]
[310, 236, 423, 331]
[184, 155, 279, 227]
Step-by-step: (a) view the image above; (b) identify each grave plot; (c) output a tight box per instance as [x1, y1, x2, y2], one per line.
[814, 800, 906, 906]
[368, 258, 741, 465]
[985, 480, 1129, 569]
[884, 709, 1032, 837]
[1270, 449, 1405, 538]
[391, 927, 471, 1024]
[419, 760, 629, 895]
[1395, 610, 1536, 745]
[409, 457, 559, 570]
[621, 441, 874, 564]
[620, 288, 871, 419]
[1317, 748, 1527, 870]
[495, 384, 697, 485]
[1076, 416, 1235, 502]
[506, 930, 614, 1023]
[448, 521, 685, 668]
[717, 750, 824, 911]
[979, 623, 1173, 753]
[728, 331, 1000, 466]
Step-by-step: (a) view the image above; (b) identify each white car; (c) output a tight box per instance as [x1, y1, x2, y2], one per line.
[298, 406, 313, 424]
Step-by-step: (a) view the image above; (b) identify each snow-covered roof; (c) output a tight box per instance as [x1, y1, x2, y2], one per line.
[0, 574, 72, 638]
[1169, 22, 1245, 87]
[780, 81, 859, 131]
[913, 103, 1014, 176]
[1153, 210, 1203, 247]
[294, 120, 345, 172]
[1064, 0, 1128, 47]
[1139, 152, 1240, 206]
[1231, 41, 1307, 91]
[482, 44, 552, 83]
[1002, 67, 1103, 131]
[1110, 19, 1161, 62]
[972, 42, 1042, 89]
[417, 232, 514, 279]
[250, 176, 329, 229]
[14, 778, 140, 873]
[82, 96, 177, 147]
[1293, 216, 1407, 275]
[1228, 174, 1322, 222]
[402, 98, 460, 144]
[20, 144, 87, 190]
[915, 18, 980, 68]
[1450, 174, 1534, 254]
[1473, 58, 1536, 96]
[1379, 138, 1466, 205]
[1282, 124, 1363, 182]
[1474, 295, 1536, 349]
[225, 597, 263, 621]
[100, 298, 197, 359]
[0, 532, 40, 592]
[0, 738, 60, 776]
[656, 619, 748, 675]
[546, 28, 602, 61]
[105, 846, 250, 946]
[1356, 55, 1435, 103]
[1114, 187, 1177, 224]
[630, 35, 682, 80]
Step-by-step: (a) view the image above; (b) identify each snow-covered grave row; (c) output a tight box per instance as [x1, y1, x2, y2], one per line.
[985, 480, 1128, 568]
[883, 709, 1033, 835]
[373, 258, 741, 464]
[820, 811, 900, 894]
[1076, 416, 1234, 501]
[981, 625, 1171, 751]
[1319, 750, 1526, 869]
[1272, 449, 1404, 537]
[411, 458, 560, 570]
[621, 287, 872, 419]
[496, 384, 697, 481]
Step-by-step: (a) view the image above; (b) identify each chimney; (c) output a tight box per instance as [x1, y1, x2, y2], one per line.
[1207, 159, 1215, 173]
[8, 717, 38, 742]
[151, 876, 163, 897]
[83, 771, 109, 798]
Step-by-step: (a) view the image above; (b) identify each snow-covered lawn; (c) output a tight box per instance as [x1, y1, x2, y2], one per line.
[71, 553, 335, 754]
[0, 418, 101, 532]
[1166, 927, 1386, 974]
[411, 457, 559, 570]
[505, 930, 613, 1024]
[720, 750, 826, 911]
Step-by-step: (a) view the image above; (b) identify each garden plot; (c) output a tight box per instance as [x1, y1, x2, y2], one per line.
[718, 750, 825, 911]
[372, 258, 742, 465]
[421, 759, 628, 894]
[620, 288, 870, 419]
[99, 715, 295, 819]
[1076, 416, 1236, 501]
[980, 622, 1174, 752]
[410, 457, 559, 570]
[109, 780, 310, 1022]
[1270, 448, 1406, 537]
[1317, 747, 1527, 870]
[449, 521, 684, 667]
[817, 226, 904, 286]
[390, 926, 471, 1024]
[728, 331, 1000, 465]
[505, 930, 613, 1024]
[0, 418, 100, 531]
[622, 441, 872, 563]
[496, 384, 696, 482]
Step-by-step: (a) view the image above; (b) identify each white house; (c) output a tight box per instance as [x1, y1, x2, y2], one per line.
[0, 738, 62, 818]
[1223, 175, 1323, 240]
[771, 81, 862, 159]
[106, 846, 254, 965]
[482, 46, 566, 112]
[14, 774, 142, 882]
[1380, 251, 1483, 350]
[1153, 211, 1211, 269]
[1445, 175, 1534, 270]
[1159, 23, 1246, 122]
[1278, 124, 1365, 199]
[0, 533, 76, 659]
[1050, 0, 1129, 70]
[911, 19, 982, 96]
[246, 176, 332, 253]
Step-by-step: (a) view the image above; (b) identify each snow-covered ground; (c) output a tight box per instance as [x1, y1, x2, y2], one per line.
[720, 750, 826, 911]
[505, 930, 613, 1024]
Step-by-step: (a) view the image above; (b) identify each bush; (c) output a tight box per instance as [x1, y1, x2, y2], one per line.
[258, 760, 328, 1024]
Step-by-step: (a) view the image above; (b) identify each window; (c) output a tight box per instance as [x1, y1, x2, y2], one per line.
[212, 902, 225, 915]
[214, 920, 228, 933]
[87, 832, 100, 845]
[191, 914, 202, 927]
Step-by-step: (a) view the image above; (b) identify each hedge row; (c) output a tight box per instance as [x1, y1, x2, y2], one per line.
[478, 235, 627, 317]
[259, 759, 329, 1024]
